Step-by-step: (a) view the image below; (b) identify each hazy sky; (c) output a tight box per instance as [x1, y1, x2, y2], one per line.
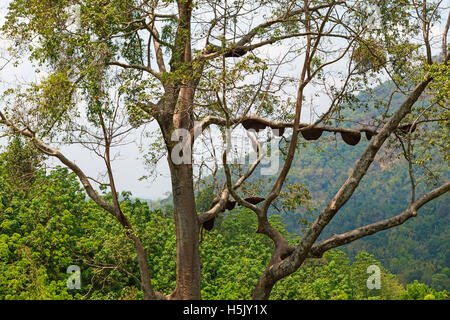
[0, 1, 301, 201]
[0, 1, 173, 200]
[0, 1, 445, 200]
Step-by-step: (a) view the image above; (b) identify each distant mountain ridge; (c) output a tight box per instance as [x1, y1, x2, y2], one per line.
[149, 81, 449, 290]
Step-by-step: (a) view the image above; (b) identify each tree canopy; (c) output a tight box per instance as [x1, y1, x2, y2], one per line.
[0, 0, 448, 299]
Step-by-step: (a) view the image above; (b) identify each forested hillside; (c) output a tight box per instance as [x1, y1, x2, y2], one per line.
[0, 140, 447, 299]
[180, 80, 450, 291]
[0, 0, 448, 301]
[281, 138, 449, 291]
[154, 133, 449, 292]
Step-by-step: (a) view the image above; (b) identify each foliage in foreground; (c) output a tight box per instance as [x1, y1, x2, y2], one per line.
[0, 143, 447, 300]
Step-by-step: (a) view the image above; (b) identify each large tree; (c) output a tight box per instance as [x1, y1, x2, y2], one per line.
[0, 0, 448, 299]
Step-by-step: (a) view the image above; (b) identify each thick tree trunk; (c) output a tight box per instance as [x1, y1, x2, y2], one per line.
[160, 0, 199, 299]
[167, 160, 201, 299]
[157, 84, 200, 300]
[252, 279, 275, 300]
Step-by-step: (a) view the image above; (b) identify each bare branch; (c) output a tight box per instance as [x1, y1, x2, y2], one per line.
[309, 182, 450, 258]
[251, 74, 433, 300]
[108, 61, 162, 80]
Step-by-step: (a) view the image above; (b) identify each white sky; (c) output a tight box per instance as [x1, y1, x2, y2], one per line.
[0, 1, 447, 200]
[0, 1, 172, 200]
[0, 0, 313, 201]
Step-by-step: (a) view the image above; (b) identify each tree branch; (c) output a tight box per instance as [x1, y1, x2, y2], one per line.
[0, 110, 163, 300]
[309, 182, 450, 258]
[108, 61, 162, 80]
[251, 74, 433, 300]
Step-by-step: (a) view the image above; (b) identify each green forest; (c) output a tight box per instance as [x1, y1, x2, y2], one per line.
[0, 137, 447, 300]
[176, 81, 449, 295]
[235, 131, 449, 292]
[0, 0, 449, 301]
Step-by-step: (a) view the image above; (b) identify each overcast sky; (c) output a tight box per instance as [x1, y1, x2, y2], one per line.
[0, 1, 174, 200]
[0, 1, 302, 201]
[0, 1, 445, 200]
